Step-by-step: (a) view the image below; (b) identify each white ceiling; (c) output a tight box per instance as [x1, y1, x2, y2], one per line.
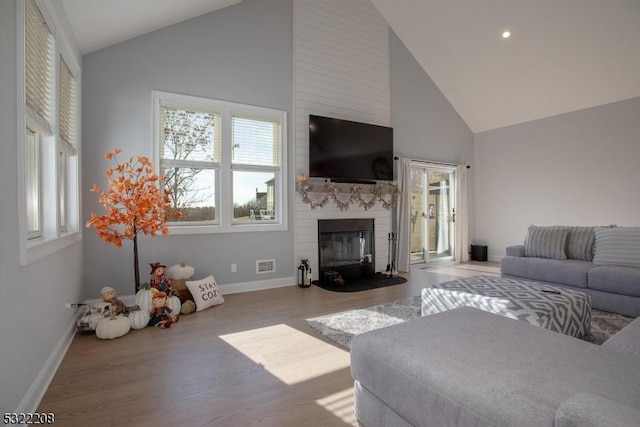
[61, 0, 640, 133]
[371, 0, 640, 132]
[61, 0, 241, 55]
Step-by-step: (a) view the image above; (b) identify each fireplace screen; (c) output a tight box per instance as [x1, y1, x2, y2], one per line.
[318, 219, 374, 279]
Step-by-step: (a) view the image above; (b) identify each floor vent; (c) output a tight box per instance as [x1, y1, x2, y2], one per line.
[256, 259, 275, 274]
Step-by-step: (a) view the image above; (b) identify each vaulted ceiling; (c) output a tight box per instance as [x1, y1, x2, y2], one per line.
[61, 0, 241, 55]
[62, 0, 640, 133]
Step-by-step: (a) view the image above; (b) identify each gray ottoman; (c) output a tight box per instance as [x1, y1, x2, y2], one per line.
[421, 275, 591, 338]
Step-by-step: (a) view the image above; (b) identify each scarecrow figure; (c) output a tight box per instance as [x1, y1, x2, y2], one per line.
[148, 288, 177, 328]
[149, 262, 172, 294]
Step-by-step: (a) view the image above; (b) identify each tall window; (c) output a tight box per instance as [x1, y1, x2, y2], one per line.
[24, 0, 53, 240]
[154, 91, 287, 233]
[19, 0, 81, 264]
[58, 56, 77, 231]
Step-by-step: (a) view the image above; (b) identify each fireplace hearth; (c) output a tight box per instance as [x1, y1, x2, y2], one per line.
[318, 219, 375, 281]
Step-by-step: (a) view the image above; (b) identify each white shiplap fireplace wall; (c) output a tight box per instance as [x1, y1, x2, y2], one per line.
[293, 0, 392, 279]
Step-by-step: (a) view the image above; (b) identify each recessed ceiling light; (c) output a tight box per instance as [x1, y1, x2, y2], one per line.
[502, 30, 511, 39]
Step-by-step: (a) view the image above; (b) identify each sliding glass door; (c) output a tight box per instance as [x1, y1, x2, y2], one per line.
[409, 163, 456, 264]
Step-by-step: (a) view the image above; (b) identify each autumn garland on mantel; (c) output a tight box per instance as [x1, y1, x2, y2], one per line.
[86, 148, 181, 293]
[297, 180, 399, 211]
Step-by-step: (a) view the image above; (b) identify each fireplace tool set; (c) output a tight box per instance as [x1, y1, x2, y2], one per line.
[386, 232, 397, 277]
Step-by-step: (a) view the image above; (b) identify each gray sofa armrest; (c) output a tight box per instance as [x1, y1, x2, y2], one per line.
[505, 244, 525, 257]
[554, 392, 640, 427]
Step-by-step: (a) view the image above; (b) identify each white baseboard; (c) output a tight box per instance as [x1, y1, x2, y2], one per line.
[90, 276, 297, 303]
[218, 276, 297, 294]
[15, 309, 83, 413]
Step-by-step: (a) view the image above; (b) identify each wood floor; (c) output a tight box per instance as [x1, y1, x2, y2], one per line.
[38, 262, 499, 426]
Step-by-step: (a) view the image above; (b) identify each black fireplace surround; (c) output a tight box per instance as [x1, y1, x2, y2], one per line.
[318, 219, 375, 281]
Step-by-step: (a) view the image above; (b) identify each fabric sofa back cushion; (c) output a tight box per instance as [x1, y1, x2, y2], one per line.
[524, 226, 569, 259]
[565, 226, 597, 261]
[594, 227, 640, 268]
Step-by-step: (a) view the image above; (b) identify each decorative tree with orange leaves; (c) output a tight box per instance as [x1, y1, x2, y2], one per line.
[86, 148, 181, 292]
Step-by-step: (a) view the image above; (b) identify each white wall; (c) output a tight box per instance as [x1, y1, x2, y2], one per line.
[0, 0, 84, 413]
[293, 0, 393, 277]
[474, 96, 640, 260]
[82, 0, 294, 298]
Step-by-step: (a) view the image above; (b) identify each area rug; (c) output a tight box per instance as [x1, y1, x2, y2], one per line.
[307, 296, 634, 349]
[312, 272, 407, 292]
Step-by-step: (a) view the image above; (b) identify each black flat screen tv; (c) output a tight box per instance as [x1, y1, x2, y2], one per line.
[308, 115, 394, 182]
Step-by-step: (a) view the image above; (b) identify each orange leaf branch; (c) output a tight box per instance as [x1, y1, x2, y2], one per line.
[86, 149, 181, 292]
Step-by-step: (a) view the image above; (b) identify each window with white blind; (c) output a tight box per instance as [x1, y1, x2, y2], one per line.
[154, 91, 287, 233]
[18, 0, 81, 265]
[59, 56, 77, 148]
[24, 0, 54, 136]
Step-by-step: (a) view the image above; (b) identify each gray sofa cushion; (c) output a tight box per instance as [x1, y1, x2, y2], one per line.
[350, 307, 640, 427]
[501, 256, 592, 288]
[588, 265, 640, 297]
[554, 392, 640, 427]
[524, 225, 569, 259]
[601, 317, 640, 359]
[565, 226, 597, 261]
[594, 227, 640, 268]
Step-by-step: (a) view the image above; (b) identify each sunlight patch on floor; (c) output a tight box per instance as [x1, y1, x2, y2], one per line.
[316, 388, 357, 425]
[220, 324, 350, 385]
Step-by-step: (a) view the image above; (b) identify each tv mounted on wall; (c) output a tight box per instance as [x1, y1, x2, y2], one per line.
[308, 114, 394, 183]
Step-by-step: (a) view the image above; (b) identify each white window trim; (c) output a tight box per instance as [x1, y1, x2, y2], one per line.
[152, 91, 288, 235]
[17, 0, 82, 265]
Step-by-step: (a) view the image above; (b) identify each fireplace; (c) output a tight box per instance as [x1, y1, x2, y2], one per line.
[318, 219, 375, 280]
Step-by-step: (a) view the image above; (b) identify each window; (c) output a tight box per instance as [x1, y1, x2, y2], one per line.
[154, 91, 287, 233]
[24, 0, 54, 136]
[25, 129, 42, 239]
[18, 0, 81, 264]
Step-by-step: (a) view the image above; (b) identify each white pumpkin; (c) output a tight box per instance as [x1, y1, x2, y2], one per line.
[86, 312, 107, 330]
[96, 316, 130, 339]
[128, 308, 150, 329]
[135, 285, 153, 314]
[168, 295, 181, 318]
[167, 262, 195, 280]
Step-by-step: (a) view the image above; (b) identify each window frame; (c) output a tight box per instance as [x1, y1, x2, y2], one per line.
[17, 0, 81, 265]
[153, 91, 288, 234]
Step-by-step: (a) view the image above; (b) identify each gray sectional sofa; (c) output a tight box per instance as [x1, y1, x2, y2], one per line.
[500, 225, 640, 317]
[351, 307, 640, 427]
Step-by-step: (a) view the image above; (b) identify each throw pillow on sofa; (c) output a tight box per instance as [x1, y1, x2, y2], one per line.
[565, 225, 617, 261]
[524, 225, 569, 259]
[594, 227, 640, 268]
[565, 226, 596, 261]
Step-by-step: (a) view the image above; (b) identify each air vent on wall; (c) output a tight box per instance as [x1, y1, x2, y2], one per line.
[256, 259, 275, 274]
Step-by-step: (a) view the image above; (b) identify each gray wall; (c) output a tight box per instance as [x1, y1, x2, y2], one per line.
[389, 30, 475, 239]
[390, 31, 474, 165]
[474, 96, 640, 260]
[82, 0, 294, 298]
[0, 0, 84, 413]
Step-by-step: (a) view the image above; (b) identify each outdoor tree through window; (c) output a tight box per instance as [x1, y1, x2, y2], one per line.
[160, 106, 220, 222]
[155, 91, 287, 233]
